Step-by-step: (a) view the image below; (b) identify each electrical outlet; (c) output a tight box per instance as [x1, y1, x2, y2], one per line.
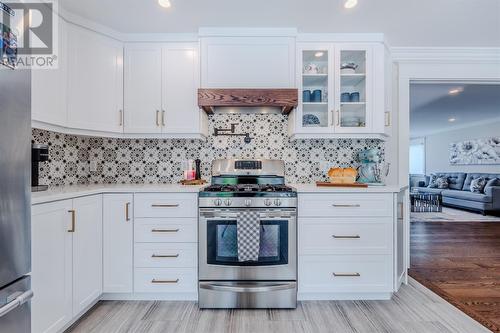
[89, 161, 98, 172]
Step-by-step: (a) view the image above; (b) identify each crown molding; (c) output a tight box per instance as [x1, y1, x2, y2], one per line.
[198, 27, 298, 37]
[391, 47, 500, 64]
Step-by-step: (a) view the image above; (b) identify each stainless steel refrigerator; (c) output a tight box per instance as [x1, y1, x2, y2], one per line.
[0, 64, 33, 331]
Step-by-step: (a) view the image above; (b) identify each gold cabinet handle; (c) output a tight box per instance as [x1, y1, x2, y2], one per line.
[151, 254, 179, 258]
[336, 110, 340, 126]
[332, 235, 360, 239]
[125, 202, 131, 221]
[119, 109, 123, 126]
[151, 279, 179, 284]
[385, 111, 391, 127]
[156, 110, 160, 126]
[162, 110, 166, 126]
[330, 110, 334, 126]
[333, 272, 360, 277]
[151, 228, 180, 233]
[332, 204, 361, 208]
[68, 210, 76, 233]
[151, 204, 179, 208]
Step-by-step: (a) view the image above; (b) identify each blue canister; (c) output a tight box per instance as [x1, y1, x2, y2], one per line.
[302, 90, 311, 103]
[341, 92, 350, 103]
[312, 90, 322, 103]
[350, 92, 360, 102]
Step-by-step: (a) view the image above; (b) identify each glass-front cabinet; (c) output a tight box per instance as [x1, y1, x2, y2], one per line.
[293, 43, 381, 137]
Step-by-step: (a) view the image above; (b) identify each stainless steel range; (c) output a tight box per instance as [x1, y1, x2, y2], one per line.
[198, 159, 297, 309]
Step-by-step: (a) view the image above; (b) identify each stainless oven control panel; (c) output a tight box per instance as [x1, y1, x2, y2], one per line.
[199, 197, 297, 208]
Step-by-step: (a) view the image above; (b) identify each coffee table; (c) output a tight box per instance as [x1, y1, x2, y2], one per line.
[410, 192, 442, 213]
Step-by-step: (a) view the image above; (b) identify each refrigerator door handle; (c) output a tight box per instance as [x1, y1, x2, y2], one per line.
[0, 290, 33, 318]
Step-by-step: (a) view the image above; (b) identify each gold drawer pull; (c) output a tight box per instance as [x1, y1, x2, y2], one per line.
[332, 204, 361, 208]
[332, 235, 360, 239]
[151, 229, 180, 233]
[125, 202, 131, 221]
[151, 254, 180, 258]
[151, 279, 179, 284]
[333, 272, 361, 277]
[151, 204, 180, 208]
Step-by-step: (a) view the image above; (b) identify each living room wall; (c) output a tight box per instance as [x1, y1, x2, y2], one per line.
[423, 119, 500, 174]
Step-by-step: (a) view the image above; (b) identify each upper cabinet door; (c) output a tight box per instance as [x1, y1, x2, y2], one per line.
[334, 45, 373, 133]
[124, 44, 163, 134]
[66, 24, 124, 133]
[201, 37, 295, 88]
[296, 43, 335, 134]
[162, 44, 200, 134]
[32, 19, 68, 127]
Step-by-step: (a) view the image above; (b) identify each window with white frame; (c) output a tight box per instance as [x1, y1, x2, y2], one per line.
[409, 138, 425, 175]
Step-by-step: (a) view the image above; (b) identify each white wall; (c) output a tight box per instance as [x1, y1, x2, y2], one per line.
[423, 120, 500, 174]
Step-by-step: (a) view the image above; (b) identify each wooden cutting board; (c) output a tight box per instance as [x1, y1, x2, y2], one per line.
[316, 181, 368, 188]
[179, 179, 207, 185]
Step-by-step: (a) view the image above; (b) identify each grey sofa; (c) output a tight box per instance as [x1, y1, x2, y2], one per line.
[411, 172, 500, 215]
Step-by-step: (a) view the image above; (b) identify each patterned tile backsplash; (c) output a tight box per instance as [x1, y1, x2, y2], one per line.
[32, 113, 384, 187]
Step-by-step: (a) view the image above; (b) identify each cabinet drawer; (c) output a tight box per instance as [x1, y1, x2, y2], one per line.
[298, 193, 393, 217]
[134, 193, 197, 218]
[134, 268, 197, 293]
[299, 218, 392, 255]
[299, 255, 392, 293]
[134, 243, 197, 268]
[134, 218, 197, 243]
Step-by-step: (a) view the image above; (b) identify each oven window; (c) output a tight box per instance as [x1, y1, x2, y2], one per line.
[207, 220, 288, 266]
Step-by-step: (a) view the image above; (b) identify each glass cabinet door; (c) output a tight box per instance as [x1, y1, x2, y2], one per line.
[336, 47, 371, 132]
[298, 46, 334, 132]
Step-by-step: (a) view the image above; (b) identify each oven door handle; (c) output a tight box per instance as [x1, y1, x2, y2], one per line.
[199, 282, 295, 293]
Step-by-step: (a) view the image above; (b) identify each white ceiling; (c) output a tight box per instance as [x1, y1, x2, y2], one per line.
[59, 0, 500, 46]
[410, 83, 500, 138]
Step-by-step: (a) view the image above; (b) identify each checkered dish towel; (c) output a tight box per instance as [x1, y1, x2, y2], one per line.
[237, 211, 261, 262]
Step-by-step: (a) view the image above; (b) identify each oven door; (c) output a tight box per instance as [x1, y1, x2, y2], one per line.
[199, 208, 296, 281]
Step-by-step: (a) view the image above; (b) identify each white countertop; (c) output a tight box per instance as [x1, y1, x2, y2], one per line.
[31, 184, 204, 205]
[32, 183, 406, 205]
[289, 183, 405, 193]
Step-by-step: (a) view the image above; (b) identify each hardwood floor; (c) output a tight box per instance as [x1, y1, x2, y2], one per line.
[410, 221, 500, 332]
[66, 278, 487, 333]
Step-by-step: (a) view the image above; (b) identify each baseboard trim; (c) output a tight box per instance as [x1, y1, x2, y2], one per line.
[298, 292, 393, 301]
[101, 292, 198, 301]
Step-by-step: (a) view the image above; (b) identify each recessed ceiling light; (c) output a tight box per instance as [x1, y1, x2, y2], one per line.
[158, 0, 171, 8]
[315, 52, 324, 58]
[344, 0, 358, 9]
[448, 87, 463, 95]
[448, 117, 456, 122]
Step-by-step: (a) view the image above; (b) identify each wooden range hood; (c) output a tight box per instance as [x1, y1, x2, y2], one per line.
[198, 88, 298, 114]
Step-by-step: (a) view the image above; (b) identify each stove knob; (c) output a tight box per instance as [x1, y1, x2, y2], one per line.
[244, 199, 252, 207]
[224, 199, 232, 206]
[264, 199, 272, 206]
[274, 199, 282, 206]
[214, 199, 222, 206]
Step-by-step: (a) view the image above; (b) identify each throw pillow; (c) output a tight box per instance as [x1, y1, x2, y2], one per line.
[436, 177, 449, 189]
[485, 178, 499, 189]
[470, 177, 487, 193]
[428, 175, 449, 189]
[427, 174, 439, 188]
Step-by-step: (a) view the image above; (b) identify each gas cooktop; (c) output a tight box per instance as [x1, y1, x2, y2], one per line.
[200, 183, 296, 198]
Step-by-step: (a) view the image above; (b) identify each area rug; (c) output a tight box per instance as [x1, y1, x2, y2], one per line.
[411, 207, 500, 223]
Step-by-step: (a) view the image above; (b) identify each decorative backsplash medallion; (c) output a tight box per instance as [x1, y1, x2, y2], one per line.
[32, 114, 384, 187]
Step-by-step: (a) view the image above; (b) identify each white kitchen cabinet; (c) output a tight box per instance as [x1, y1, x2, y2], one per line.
[66, 24, 124, 133]
[103, 194, 133, 293]
[200, 37, 295, 88]
[31, 200, 73, 333]
[124, 44, 163, 134]
[31, 19, 68, 128]
[72, 195, 103, 315]
[124, 43, 207, 137]
[290, 42, 386, 139]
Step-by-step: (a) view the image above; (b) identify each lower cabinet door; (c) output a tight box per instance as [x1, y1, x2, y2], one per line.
[31, 200, 73, 333]
[103, 194, 133, 293]
[72, 195, 103, 315]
